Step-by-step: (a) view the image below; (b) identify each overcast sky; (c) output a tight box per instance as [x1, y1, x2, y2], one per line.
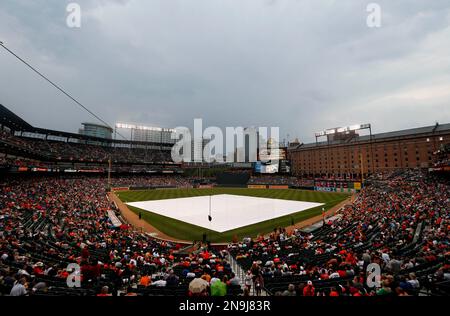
[0, 0, 449, 143]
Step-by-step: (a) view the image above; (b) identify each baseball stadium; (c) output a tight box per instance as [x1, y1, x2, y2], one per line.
[0, 1, 449, 305]
[1, 103, 449, 298]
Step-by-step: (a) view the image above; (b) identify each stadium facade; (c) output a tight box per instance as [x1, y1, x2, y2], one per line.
[288, 123, 450, 178]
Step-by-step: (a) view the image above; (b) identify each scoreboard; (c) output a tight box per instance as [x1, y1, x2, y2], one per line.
[255, 147, 291, 174]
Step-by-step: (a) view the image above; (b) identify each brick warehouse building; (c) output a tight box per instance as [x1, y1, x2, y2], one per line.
[288, 123, 450, 179]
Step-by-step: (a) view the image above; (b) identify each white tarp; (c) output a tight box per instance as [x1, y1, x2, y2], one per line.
[127, 194, 323, 233]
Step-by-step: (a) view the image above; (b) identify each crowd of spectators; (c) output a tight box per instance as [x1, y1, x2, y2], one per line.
[231, 170, 450, 296]
[0, 130, 13, 142]
[108, 176, 201, 188]
[1, 169, 449, 297]
[0, 155, 46, 168]
[0, 176, 237, 296]
[433, 144, 450, 168]
[0, 132, 172, 164]
[249, 176, 314, 187]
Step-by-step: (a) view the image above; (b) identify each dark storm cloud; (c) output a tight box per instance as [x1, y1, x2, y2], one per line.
[0, 0, 449, 143]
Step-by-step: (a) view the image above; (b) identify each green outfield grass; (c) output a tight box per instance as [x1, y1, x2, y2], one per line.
[116, 188, 350, 243]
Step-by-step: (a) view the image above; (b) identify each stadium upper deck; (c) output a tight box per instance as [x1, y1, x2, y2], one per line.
[0, 104, 177, 172]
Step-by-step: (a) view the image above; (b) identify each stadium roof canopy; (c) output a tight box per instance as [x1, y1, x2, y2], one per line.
[0, 104, 171, 147]
[0, 103, 34, 131]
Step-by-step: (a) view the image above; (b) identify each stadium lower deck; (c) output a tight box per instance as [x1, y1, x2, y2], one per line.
[0, 170, 449, 297]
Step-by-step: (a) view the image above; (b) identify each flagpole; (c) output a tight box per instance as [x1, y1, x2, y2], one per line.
[208, 196, 213, 222]
[107, 158, 112, 189]
[208, 195, 212, 244]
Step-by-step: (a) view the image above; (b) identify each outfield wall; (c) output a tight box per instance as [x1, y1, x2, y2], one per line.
[247, 184, 267, 189]
[112, 185, 180, 191]
[248, 184, 311, 190]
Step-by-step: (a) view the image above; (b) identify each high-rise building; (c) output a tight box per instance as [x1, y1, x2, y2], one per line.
[79, 123, 113, 139]
[115, 123, 176, 144]
[132, 127, 176, 144]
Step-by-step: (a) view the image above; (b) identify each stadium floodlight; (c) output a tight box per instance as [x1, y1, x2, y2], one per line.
[315, 123, 372, 142]
[349, 124, 362, 131]
[116, 123, 137, 129]
[314, 131, 325, 137]
[336, 124, 371, 134]
[316, 124, 371, 137]
[134, 125, 160, 131]
[116, 122, 175, 133]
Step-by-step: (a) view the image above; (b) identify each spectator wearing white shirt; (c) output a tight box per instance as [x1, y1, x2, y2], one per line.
[10, 278, 27, 296]
[407, 273, 420, 289]
[329, 270, 340, 279]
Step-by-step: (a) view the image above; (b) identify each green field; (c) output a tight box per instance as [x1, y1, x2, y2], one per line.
[116, 188, 350, 243]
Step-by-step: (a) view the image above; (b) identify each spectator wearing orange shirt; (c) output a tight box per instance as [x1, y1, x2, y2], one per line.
[329, 287, 339, 297]
[201, 272, 211, 283]
[140, 274, 151, 287]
